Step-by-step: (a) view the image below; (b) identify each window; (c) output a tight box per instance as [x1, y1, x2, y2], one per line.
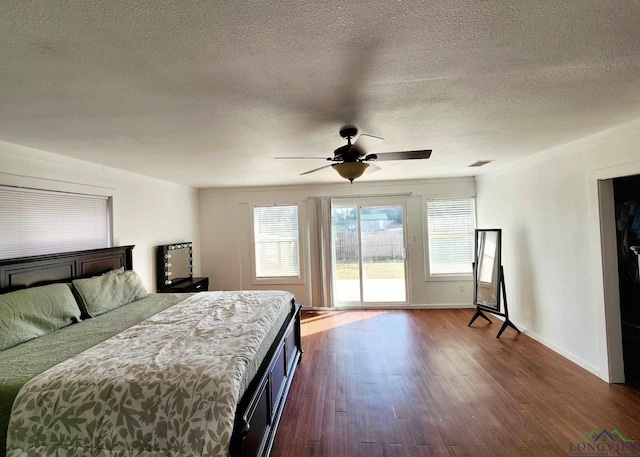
[426, 198, 475, 276]
[0, 186, 111, 260]
[253, 205, 301, 280]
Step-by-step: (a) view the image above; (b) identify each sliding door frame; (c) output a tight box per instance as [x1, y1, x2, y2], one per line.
[330, 197, 410, 308]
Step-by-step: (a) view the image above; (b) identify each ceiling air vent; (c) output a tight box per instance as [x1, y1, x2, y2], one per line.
[469, 160, 494, 167]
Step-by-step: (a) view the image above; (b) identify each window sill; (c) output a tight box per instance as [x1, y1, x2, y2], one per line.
[252, 277, 305, 285]
[425, 274, 473, 282]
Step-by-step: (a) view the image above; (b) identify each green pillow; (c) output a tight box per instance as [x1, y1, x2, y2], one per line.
[0, 283, 81, 351]
[72, 270, 147, 317]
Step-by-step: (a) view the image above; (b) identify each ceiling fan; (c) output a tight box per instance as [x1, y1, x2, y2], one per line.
[275, 125, 432, 182]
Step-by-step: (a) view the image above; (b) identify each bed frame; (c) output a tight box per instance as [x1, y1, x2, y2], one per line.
[0, 246, 302, 457]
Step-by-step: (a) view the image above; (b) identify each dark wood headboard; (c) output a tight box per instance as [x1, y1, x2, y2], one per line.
[0, 246, 134, 293]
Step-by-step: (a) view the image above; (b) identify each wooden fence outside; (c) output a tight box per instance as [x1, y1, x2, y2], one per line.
[334, 230, 405, 261]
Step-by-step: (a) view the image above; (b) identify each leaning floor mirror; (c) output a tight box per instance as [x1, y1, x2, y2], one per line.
[468, 228, 520, 338]
[474, 229, 501, 311]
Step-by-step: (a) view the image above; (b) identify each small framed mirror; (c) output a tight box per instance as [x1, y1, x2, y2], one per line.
[473, 229, 502, 312]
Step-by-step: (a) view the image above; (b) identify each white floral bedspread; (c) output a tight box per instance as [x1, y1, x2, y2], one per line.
[7, 290, 294, 457]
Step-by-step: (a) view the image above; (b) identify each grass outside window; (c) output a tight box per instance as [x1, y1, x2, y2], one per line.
[335, 261, 405, 280]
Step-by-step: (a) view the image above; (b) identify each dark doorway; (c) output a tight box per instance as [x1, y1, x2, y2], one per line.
[613, 174, 640, 385]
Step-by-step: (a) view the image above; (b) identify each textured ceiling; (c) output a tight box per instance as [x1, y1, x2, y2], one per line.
[1, 0, 639, 188]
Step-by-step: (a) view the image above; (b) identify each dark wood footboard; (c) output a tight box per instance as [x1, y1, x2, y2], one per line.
[230, 300, 303, 457]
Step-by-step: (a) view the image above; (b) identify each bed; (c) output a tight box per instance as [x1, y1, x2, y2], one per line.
[0, 245, 302, 457]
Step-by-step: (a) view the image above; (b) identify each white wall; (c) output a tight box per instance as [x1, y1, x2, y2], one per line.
[476, 119, 640, 381]
[0, 141, 200, 291]
[199, 177, 476, 308]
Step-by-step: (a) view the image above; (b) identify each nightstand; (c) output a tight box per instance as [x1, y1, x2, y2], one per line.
[157, 276, 209, 293]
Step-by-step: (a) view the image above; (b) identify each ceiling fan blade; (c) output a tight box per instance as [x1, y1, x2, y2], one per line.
[352, 133, 385, 156]
[365, 163, 381, 174]
[300, 164, 334, 175]
[274, 156, 331, 160]
[368, 150, 432, 161]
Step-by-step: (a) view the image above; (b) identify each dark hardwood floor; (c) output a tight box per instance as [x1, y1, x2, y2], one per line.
[270, 309, 640, 457]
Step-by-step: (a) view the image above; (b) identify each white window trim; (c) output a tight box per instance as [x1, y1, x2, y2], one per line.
[250, 203, 305, 285]
[423, 196, 476, 282]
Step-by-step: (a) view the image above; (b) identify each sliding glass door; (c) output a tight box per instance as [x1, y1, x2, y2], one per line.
[331, 201, 408, 306]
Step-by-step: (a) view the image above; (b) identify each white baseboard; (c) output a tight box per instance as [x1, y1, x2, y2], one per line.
[520, 326, 600, 377]
[467, 313, 600, 377]
[302, 303, 474, 311]
[410, 303, 475, 309]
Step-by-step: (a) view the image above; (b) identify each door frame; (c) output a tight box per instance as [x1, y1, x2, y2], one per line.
[330, 197, 410, 308]
[590, 161, 640, 382]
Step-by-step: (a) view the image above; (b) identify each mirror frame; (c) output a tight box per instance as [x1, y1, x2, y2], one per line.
[158, 242, 193, 286]
[473, 229, 502, 312]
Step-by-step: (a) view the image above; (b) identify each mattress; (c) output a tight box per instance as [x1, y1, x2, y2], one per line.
[0, 291, 292, 456]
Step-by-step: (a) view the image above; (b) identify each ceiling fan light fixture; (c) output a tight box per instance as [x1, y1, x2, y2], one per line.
[278, 126, 432, 179]
[333, 162, 370, 182]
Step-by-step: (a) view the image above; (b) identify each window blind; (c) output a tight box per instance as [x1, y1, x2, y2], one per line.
[426, 198, 475, 275]
[0, 186, 111, 260]
[253, 205, 300, 278]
